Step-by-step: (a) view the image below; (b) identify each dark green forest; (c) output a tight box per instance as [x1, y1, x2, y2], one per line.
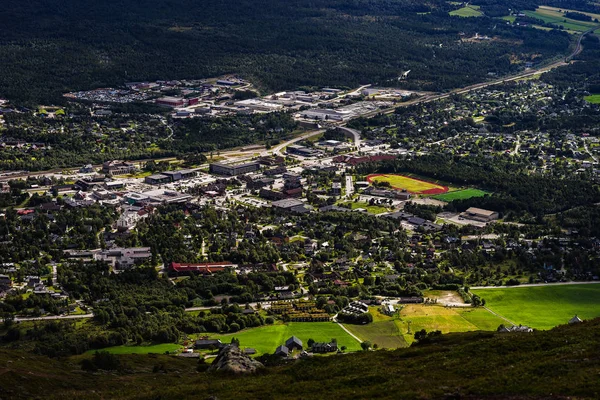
[0, 0, 570, 104]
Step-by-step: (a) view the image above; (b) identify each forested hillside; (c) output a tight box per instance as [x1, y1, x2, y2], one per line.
[0, 0, 570, 104]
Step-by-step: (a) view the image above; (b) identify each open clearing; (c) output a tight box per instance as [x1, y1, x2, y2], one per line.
[367, 174, 449, 195]
[210, 322, 362, 354]
[523, 6, 600, 32]
[450, 5, 483, 17]
[432, 188, 489, 201]
[345, 304, 503, 347]
[472, 284, 600, 330]
[584, 94, 600, 104]
[396, 304, 505, 344]
[87, 343, 182, 355]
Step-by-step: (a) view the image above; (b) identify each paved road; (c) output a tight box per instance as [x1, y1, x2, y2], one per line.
[269, 129, 326, 157]
[336, 126, 361, 149]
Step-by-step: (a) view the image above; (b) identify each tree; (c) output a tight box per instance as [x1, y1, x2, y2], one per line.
[307, 338, 315, 348]
[361, 341, 371, 351]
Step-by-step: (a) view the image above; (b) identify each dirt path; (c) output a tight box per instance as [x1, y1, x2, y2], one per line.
[484, 306, 517, 326]
[333, 315, 363, 344]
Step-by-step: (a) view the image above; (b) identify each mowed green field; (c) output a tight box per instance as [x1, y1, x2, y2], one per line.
[211, 322, 362, 354]
[87, 343, 182, 355]
[472, 284, 600, 330]
[450, 5, 483, 17]
[584, 94, 600, 104]
[432, 188, 489, 201]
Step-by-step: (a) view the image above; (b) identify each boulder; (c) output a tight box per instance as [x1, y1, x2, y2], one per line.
[208, 345, 264, 374]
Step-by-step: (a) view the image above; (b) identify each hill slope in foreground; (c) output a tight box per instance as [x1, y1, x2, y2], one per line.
[2, 319, 600, 399]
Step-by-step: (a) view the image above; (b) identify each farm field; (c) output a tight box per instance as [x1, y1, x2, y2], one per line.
[344, 320, 407, 349]
[366, 174, 449, 195]
[450, 5, 483, 17]
[396, 304, 505, 344]
[344, 304, 504, 347]
[523, 6, 600, 32]
[584, 94, 600, 104]
[432, 188, 489, 201]
[87, 343, 182, 355]
[472, 284, 600, 330]
[209, 322, 362, 355]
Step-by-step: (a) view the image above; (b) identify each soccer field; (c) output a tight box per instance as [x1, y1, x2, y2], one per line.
[472, 284, 600, 330]
[432, 188, 489, 201]
[366, 174, 449, 195]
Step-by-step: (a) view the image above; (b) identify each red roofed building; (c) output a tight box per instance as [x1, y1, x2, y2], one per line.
[170, 262, 237, 274]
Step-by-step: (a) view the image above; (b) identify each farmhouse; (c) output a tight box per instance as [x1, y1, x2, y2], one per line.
[568, 315, 583, 324]
[311, 341, 338, 353]
[195, 339, 223, 349]
[285, 336, 303, 350]
[460, 207, 499, 222]
[274, 345, 289, 357]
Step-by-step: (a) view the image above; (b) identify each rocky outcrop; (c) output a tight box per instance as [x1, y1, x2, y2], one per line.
[208, 345, 264, 374]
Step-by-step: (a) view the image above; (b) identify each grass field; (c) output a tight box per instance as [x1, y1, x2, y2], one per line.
[87, 343, 182, 355]
[472, 284, 600, 330]
[432, 188, 489, 201]
[396, 304, 505, 344]
[584, 94, 600, 104]
[345, 304, 504, 347]
[343, 307, 408, 349]
[367, 174, 449, 195]
[523, 6, 600, 32]
[450, 5, 483, 17]
[337, 201, 389, 214]
[209, 322, 362, 354]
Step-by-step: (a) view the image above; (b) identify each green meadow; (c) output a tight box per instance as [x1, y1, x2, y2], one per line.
[472, 284, 600, 329]
[211, 322, 362, 354]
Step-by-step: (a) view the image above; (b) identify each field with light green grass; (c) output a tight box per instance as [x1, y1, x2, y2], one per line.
[396, 304, 505, 344]
[450, 5, 483, 17]
[337, 201, 389, 214]
[432, 188, 489, 201]
[345, 304, 504, 347]
[87, 343, 182, 355]
[584, 94, 600, 104]
[523, 6, 600, 32]
[472, 284, 600, 330]
[210, 322, 362, 354]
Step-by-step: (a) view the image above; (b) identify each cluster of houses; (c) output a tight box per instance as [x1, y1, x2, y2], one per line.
[274, 336, 339, 357]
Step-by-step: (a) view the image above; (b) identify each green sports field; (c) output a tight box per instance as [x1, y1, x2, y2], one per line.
[472, 284, 600, 330]
[584, 94, 600, 104]
[210, 322, 362, 354]
[87, 343, 182, 355]
[432, 188, 489, 201]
